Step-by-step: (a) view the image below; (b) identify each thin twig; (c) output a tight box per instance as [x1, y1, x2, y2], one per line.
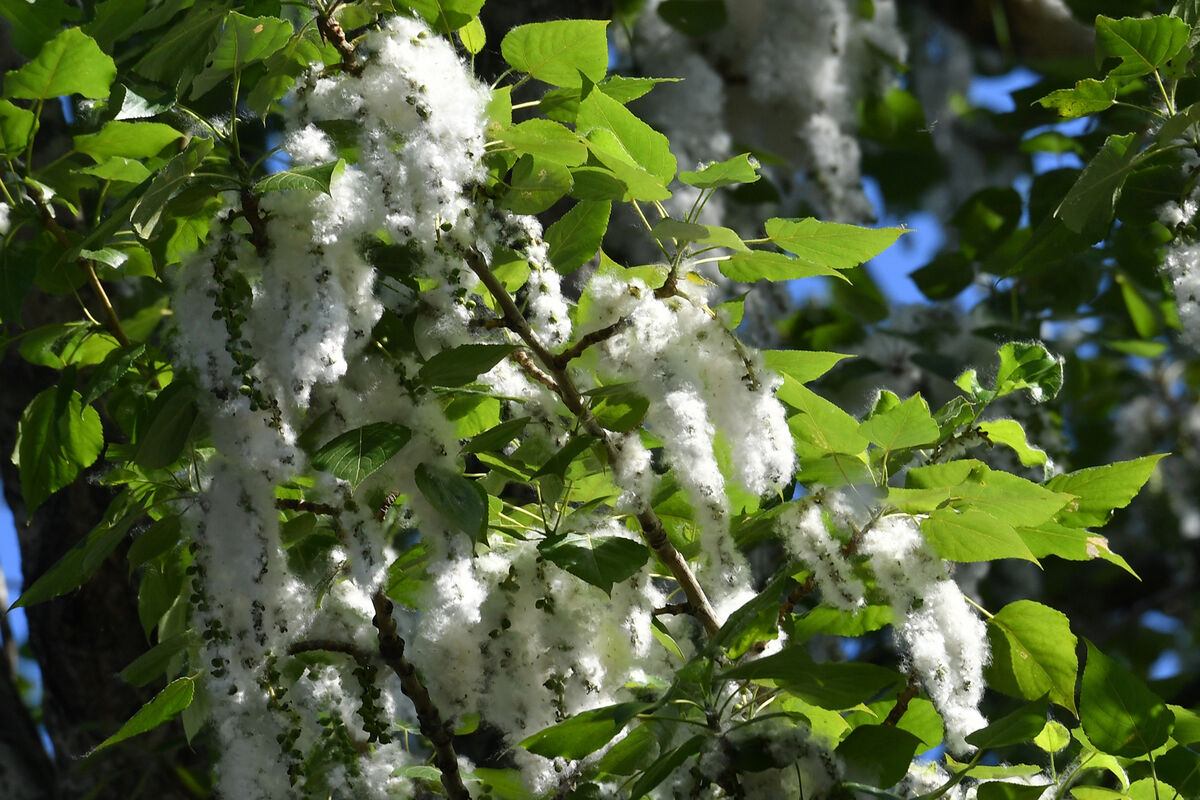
[653, 602, 693, 617]
[463, 247, 721, 636]
[275, 497, 341, 516]
[317, 10, 361, 75]
[883, 680, 920, 727]
[35, 200, 132, 347]
[511, 349, 558, 391]
[371, 592, 471, 800]
[778, 577, 815, 622]
[551, 318, 629, 368]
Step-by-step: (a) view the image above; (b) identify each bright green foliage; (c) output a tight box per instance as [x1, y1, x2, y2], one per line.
[0, 2, 1189, 799]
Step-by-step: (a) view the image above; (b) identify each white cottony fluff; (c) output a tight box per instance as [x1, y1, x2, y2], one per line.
[861, 514, 990, 754]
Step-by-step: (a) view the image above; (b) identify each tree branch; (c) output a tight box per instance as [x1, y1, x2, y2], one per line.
[370, 593, 471, 800]
[317, 10, 362, 75]
[463, 247, 721, 637]
[883, 680, 920, 727]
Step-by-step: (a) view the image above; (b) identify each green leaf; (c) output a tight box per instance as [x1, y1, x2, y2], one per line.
[976, 784, 1052, 800]
[81, 344, 146, 407]
[993, 342, 1064, 403]
[765, 217, 905, 268]
[1095, 15, 1190, 78]
[921, 508, 1039, 563]
[134, 381, 199, 471]
[531, 435, 597, 479]
[966, 695, 1049, 749]
[312, 422, 412, 489]
[119, 632, 191, 687]
[1034, 719, 1072, 753]
[657, 0, 728, 36]
[987, 600, 1079, 714]
[1036, 78, 1118, 118]
[763, 350, 852, 387]
[415, 462, 488, 542]
[520, 701, 650, 759]
[719, 249, 846, 283]
[1015, 522, 1138, 577]
[501, 19, 609, 87]
[494, 118, 588, 166]
[786, 385, 870, 458]
[1055, 133, 1139, 239]
[461, 416, 531, 454]
[546, 200, 610, 273]
[594, 723, 658, 775]
[501, 154, 573, 214]
[126, 516, 183, 569]
[978, 419, 1049, 472]
[720, 649, 903, 708]
[14, 388, 103, 515]
[4, 27, 116, 99]
[458, 16, 486, 52]
[538, 530, 648, 594]
[1081, 641, 1173, 757]
[0, 0, 77, 58]
[190, 12, 295, 99]
[419, 344, 518, 387]
[679, 153, 760, 188]
[628, 735, 706, 798]
[79, 157, 153, 184]
[859, 394, 940, 452]
[1116, 272, 1159, 339]
[586, 384, 649, 432]
[0, 99, 35, 156]
[837, 725, 922, 788]
[133, 1, 227, 94]
[14, 499, 140, 607]
[1046, 455, 1165, 528]
[577, 89, 676, 187]
[131, 138, 215, 239]
[92, 675, 197, 753]
[254, 160, 345, 195]
[406, 0, 485, 32]
[74, 121, 184, 161]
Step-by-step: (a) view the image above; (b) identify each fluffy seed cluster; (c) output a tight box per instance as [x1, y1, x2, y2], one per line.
[861, 514, 990, 754]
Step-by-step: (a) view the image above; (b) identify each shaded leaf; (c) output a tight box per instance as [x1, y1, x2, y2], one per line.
[837, 725, 922, 788]
[521, 701, 651, 759]
[92, 675, 197, 753]
[419, 344, 518, 387]
[312, 422, 412, 489]
[134, 381, 199, 471]
[538, 530, 648, 594]
[14, 388, 103, 515]
[0, 99, 35, 156]
[966, 695, 1049, 749]
[1055, 133, 1139, 239]
[190, 12, 294, 98]
[657, 0, 728, 37]
[415, 462, 488, 542]
[1080, 640, 1173, 757]
[720, 649, 903, 708]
